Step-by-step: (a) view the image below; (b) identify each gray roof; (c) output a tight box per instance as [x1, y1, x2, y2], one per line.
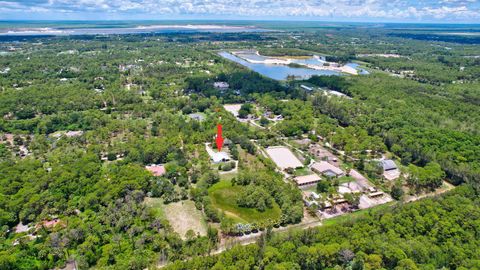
[311, 161, 344, 176]
[188, 113, 205, 121]
[381, 160, 397, 171]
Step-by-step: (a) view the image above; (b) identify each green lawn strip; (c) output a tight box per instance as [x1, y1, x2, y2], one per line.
[294, 167, 312, 176]
[219, 172, 238, 181]
[208, 179, 281, 224]
[335, 176, 356, 184]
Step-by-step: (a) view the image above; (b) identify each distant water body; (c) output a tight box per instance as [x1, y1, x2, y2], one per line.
[219, 51, 342, 80]
[0, 24, 270, 36]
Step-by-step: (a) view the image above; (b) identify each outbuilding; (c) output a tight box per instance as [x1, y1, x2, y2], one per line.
[294, 174, 322, 186]
[381, 159, 400, 180]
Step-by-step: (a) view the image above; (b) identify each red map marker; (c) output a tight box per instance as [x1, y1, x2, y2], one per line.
[216, 123, 224, 151]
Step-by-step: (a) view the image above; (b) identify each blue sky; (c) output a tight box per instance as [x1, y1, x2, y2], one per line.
[1, 0, 480, 23]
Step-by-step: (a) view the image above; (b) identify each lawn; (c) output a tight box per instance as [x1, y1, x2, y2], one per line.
[336, 176, 356, 184]
[208, 179, 281, 224]
[220, 171, 237, 181]
[294, 167, 312, 176]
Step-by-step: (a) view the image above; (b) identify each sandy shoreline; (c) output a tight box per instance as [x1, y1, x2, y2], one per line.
[0, 25, 260, 36]
[232, 50, 359, 75]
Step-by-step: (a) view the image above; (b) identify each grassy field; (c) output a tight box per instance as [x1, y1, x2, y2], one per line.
[220, 171, 237, 180]
[208, 179, 281, 224]
[144, 198, 208, 239]
[336, 176, 356, 184]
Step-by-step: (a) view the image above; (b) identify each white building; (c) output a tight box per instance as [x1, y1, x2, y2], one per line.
[211, 152, 230, 163]
[205, 143, 231, 163]
[214, 82, 229, 89]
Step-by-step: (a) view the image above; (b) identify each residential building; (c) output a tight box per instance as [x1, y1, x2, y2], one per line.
[311, 161, 344, 177]
[145, 164, 166, 176]
[214, 81, 229, 89]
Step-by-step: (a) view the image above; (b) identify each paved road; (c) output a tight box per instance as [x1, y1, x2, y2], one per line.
[157, 219, 323, 268]
[216, 219, 322, 253]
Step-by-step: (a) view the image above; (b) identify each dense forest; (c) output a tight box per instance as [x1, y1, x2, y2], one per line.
[165, 186, 480, 269]
[307, 74, 480, 188]
[0, 23, 479, 269]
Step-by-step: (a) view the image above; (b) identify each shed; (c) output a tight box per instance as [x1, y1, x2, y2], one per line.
[381, 160, 397, 171]
[188, 113, 205, 121]
[294, 174, 322, 186]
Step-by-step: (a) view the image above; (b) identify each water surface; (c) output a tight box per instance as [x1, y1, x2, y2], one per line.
[219, 51, 340, 80]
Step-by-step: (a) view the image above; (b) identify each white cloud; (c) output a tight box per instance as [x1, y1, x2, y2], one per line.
[2, 0, 480, 21]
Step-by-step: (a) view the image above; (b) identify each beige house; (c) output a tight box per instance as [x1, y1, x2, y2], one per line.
[311, 161, 344, 178]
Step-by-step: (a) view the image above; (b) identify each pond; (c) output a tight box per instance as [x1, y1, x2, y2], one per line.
[345, 63, 370, 75]
[219, 51, 341, 80]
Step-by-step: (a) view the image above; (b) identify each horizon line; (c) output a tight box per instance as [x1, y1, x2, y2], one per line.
[1, 19, 480, 25]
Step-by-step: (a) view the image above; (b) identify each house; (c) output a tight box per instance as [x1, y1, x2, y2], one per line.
[311, 191, 321, 200]
[36, 218, 63, 230]
[381, 160, 397, 171]
[211, 152, 230, 163]
[214, 82, 229, 89]
[188, 113, 205, 121]
[381, 159, 400, 180]
[65, 131, 84, 137]
[205, 142, 231, 163]
[311, 161, 344, 178]
[294, 174, 322, 186]
[300, 84, 313, 91]
[145, 164, 166, 176]
[14, 222, 32, 233]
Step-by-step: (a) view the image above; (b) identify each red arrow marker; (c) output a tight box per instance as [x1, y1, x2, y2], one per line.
[216, 123, 224, 151]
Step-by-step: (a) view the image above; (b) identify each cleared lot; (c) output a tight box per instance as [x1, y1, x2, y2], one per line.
[145, 198, 207, 238]
[266, 146, 303, 170]
[163, 200, 208, 239]
[359, 194, 393, 209]
[223, 104, 243, 117]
